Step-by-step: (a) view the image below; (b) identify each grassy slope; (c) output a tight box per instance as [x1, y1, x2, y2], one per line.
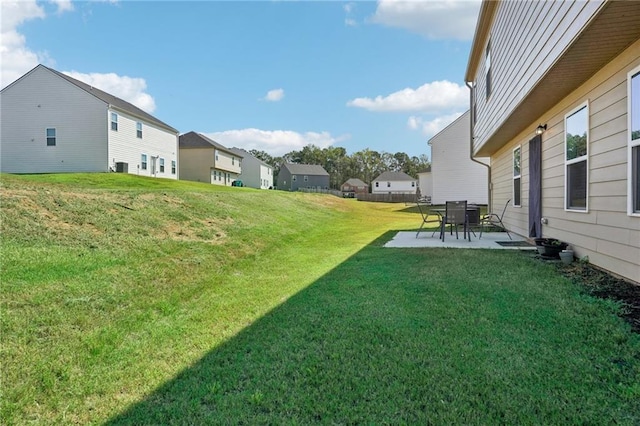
[1, 173, 639, 424]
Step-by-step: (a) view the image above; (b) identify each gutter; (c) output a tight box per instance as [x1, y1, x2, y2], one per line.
[465, 81, 492, 210]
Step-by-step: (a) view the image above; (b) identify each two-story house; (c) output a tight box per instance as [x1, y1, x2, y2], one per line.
[0, 64, 179, 178]
[277, 163, 329, 191]
[229, 147, 273, 189]
[371, 171, 417, 194]
[466, 1, 640, 283]
[178, 132, 242, 186]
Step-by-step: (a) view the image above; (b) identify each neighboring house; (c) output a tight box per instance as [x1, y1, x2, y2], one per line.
[0, 64, 179, 178]
[465, 1, 640, 283]
[371, 171, 417, 194]
[229, 147, 273, 189]
[277, 163, 329, 191]
[417, 166, 433, 202]
[178, 132, 242, 186]
[428, 111, 489, 205]
[341, 178, 369, 197]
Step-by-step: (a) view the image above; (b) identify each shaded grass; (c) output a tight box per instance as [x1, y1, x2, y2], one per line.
[1, 173, 639, 424]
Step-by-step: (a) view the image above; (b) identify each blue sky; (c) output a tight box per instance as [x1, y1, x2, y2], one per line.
[1, 0, 481, 158]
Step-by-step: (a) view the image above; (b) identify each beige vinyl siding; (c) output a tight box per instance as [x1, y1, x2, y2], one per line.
[491, 39, 640, 282]
[214, 150, 241, 175]
[474, 0, 605, 152]
[179, 147, 214, 183]
[0, 66, 108, 173]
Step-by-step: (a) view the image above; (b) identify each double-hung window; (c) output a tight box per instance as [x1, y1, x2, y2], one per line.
[171, 160, 176, 175]
[485, 39, 492, 99]
[46, 128, 56, 146]
[136, 122, 142, 138]
[629, 65, 640, 215]
[111, 113, 118, 131]
[513, 146, 521, 207]
[141, 154, 148, 170]
[292, 175, 297, 182]
[565, 103, 589, 211]
[159, 158, 165, 173]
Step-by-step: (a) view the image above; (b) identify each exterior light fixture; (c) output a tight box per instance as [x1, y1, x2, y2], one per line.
[536, 124, 547, 135]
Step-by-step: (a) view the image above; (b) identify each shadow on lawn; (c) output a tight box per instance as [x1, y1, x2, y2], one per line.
[105, 243, 640, 424]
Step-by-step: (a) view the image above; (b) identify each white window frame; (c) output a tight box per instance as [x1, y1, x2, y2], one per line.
[136, 122, 142, 139]
[171, 160, 176, 175]
[304, 175, 308, 182]
[46, 127, 56, 146]
[564, 101, 589, 212]
[159, 158, 165, 173]
[141, 153, 147, 170]
[111, 112, 118, 131]
[513, 145, 521, 207]
[628, 64, 640, 216]
[292, 175, 297, 182]
[485, 38, 492, 100]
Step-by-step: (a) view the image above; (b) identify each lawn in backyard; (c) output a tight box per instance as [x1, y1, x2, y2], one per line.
[1, 173, 639, 424]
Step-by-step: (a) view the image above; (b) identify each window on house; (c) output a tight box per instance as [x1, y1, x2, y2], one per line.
[292, 175, 297, 182]
[141, 154, 147, 170]
[232, 157, 235, 166]
[629, 66, 640, 214]
[411, 182, 415, 188]
[304, 175, 308, 182]
[136, 122, 142, 138]
[472, 82, 477, 124]
[485, 39, 492, 99]
[513, 146, 521, 207]
[111, 113, 118, 131]
[171, 160, 176, 175]
[375, 182, 379, 188]
[565, 103, 589, 211]
[46, 128, 56, 146]
[159, 158, 165, 173]
[215, 152, 219, 161]
[387, 182, 391, 188]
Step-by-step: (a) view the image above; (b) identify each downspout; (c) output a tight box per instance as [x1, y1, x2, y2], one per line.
[465, 81, 492, 210]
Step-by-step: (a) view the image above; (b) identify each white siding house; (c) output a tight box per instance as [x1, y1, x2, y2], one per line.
[417, 168, 433, 202]
[466, 0, 640, 283]
[179, 132, 242, 186]
[0, 65, 179, 178]
[229, 148, 273, 189]
[428, 111, 490, 205]
[371, 171, 417, 194]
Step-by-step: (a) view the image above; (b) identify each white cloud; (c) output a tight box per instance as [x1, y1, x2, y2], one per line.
[0, 0, 46, 88]
[347, 80, 468, 113]
[204, 129, 350, 157]
[407, 112, 464, 137]
[263, 88, 284, 102]
[63, 71, 157, 113]
[51, 0, 74, 14]
[371, 0, 481, 40]
[344, 2, 357, 26]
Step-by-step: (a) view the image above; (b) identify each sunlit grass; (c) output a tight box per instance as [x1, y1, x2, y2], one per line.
[1, 173, 638, 424]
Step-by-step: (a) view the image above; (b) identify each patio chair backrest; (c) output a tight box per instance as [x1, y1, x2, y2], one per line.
[445, 200, 467, 225]
[498, 199, 511, 219]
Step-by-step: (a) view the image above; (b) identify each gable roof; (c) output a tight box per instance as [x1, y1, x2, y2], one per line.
[373, 171, 416, 182]
[282, 163, 329, 176]
[229, 148, 271, 167]
[342, 178, 368, 187]
[10, 65, 179, 134]
[179, 131, 237, 155]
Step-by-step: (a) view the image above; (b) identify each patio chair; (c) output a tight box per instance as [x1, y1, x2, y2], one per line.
[416, 201, 442, 238]
[441, 200, 470, 242]
[479, 199, 512, 240]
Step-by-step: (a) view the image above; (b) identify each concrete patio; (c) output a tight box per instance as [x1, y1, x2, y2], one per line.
[384, 230, 536, 250]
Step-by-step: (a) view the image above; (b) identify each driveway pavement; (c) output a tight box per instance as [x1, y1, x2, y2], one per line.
[384, 231, 536, 250]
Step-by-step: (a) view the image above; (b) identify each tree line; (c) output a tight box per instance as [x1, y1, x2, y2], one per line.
[249, 145, 430, 190]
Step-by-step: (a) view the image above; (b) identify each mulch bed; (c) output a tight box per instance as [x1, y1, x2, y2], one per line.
[548, 258, 640, 334]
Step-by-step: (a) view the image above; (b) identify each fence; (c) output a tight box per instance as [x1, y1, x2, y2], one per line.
[298, 187, 343, 197]
[356, 193, 420, 203]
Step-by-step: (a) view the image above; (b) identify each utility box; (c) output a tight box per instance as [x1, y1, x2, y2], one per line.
[115, 162, 128, 173]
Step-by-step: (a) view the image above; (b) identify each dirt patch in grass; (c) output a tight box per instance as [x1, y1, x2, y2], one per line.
[553, 260, 640, 334]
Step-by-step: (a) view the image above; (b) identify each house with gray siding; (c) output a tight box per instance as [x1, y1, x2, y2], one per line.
[466, 0, 640, 283]
[0, 64, 179, 178]
[179, 132, 242, 186]
[277, 163, 329, 191]
[229, 147, 273, 189]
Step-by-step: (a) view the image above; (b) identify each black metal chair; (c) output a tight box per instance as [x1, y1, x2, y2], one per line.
[479, 199, 512, 240]
[441, 200, 470, 242]
[416, 201, 442, 238]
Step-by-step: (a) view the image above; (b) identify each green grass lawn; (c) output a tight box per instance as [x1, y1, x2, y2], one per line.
[1, 173, 639, 424]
